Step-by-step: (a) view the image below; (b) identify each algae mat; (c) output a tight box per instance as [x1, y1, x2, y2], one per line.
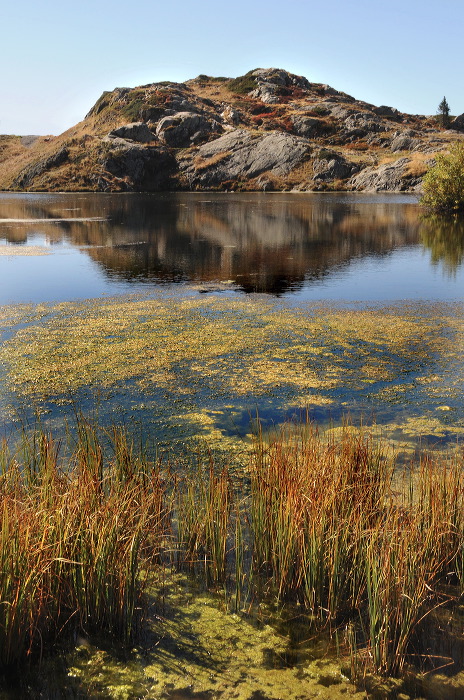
[1, 290, 464, 452]
[19, 577, 461, 699]
[60, 577, 368, 700]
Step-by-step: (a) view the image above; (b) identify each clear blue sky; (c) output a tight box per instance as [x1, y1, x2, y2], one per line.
[2, 0, 462, 135]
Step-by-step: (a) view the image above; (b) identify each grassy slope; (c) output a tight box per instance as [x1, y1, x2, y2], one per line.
[0, 72, 460, 192]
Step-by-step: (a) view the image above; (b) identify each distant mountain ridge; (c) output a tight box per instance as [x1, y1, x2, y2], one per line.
[1, 68, 463, 193]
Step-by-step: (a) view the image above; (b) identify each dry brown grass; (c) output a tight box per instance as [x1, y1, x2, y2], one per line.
[188, 81, 238, 105]
[403, 152, 431, 177]
[193, 150, 232, 172]
[0, 135, 60, 188]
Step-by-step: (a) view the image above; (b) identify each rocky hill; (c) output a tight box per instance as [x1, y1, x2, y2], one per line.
[1, 68, 463, 193]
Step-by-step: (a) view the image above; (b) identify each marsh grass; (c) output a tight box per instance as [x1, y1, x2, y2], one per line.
[169, 420, 464, 679]
[174, 454, 233, 586]
[246, 423, 464, 678]
[0, 420, 169, 668]
[249, 423, 390, 614]
[2, 417, 464, 683]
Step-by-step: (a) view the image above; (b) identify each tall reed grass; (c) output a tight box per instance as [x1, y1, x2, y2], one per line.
[247, 423, 464, 678]
[168, 420, 464, 679]
[174, 454, 233, 586]
[1, 417, 464, 682]
[0, 422, 169, 668]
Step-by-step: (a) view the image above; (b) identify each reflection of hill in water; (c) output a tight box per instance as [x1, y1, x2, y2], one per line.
[0, 193, 422, 294]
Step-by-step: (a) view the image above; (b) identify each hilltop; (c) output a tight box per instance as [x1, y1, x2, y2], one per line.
[1, 68, 463, 193]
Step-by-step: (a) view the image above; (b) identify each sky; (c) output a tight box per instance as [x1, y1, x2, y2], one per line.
[1, 0, 463, 135]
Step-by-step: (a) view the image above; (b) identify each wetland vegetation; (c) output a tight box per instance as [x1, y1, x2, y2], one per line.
[3, 420, 464, 699]
[1, 192, 464, 697]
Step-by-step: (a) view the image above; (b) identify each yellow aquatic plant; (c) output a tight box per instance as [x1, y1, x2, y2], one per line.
[1, 292, 463, 447]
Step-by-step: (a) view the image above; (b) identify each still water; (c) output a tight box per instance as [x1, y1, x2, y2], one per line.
[1, 191, 464, 304]
[2, 193, 464, 699]
[1, 191, 464, 452]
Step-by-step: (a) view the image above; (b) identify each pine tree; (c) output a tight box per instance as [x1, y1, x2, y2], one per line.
[437, 96, 450, 128]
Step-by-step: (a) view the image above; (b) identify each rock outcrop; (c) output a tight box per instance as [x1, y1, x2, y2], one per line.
[12, 146, 69, 189]
[248, 68, 311, 104]
[348, 158, 421, 192]
[98, 143, 176, 190]
[2, 67, 462, 193]
[451, 114, 464, 131]
[156, 112, 222, 147]
[185, 130, 310, 188]
[389, 131, 421, 152]
[313, 153, 359, 181]
[108, 122, 156, 143]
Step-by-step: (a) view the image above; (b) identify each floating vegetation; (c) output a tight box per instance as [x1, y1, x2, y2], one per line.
[0, 245, 50, 256]
[0, 292, 464, 451]
[60, 577, 368, 700]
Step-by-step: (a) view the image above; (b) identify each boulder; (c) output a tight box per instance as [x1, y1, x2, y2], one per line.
[291, 116, 325, 138]
[156, 112, 221, 147]
[344, 113, 386, 134]
[313, 153, 359, 181]
[194, 129, 253, 158]
[373, 105, 402, 120]
[328, 105, 352, 120]
[390, 133, 421, 152]
[451, 113, 464, 131]
[186, 129, 310, 186]
[348, 158, 415, 191]
[108, 122, 156, 143]
[220, 105, 242, 126]
[248, 68, 311, 103]
[100, 144, 176, 190]
[336, 113, 388, 143]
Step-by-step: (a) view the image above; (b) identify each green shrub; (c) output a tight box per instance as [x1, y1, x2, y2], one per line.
[421, 142, 464, 212]
[227, 71, 258, 95]
[121, 98, 145, 122]
[308, 105, 330, 116]
[196, 74, 228, 83]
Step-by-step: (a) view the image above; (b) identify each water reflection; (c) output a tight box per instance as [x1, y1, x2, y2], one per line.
[419, 213, 464, 274]
[0, 192, 427, 297]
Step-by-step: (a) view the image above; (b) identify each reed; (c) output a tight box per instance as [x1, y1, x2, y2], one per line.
[0, 420, 169, 668]
[360, 508, 445, 677]
[175, 454, 233, 586]
[1, 416, 464, 683]
[247, 420, 464, 677]
[249, 423, 391, 616]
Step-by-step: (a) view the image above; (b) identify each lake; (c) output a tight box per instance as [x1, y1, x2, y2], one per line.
[2, 191, 464, 699]
[1, 191, 464, 453]
[1, 191, 464, 304]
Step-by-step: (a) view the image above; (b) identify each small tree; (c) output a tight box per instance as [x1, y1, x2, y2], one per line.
[437, 96, 450, 128]
[421, 142, 464, 212]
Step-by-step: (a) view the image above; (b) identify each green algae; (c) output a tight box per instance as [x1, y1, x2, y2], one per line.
[1, 292, 464, 451]
[57, 575, 369, 700]
[22, 574, 463, 699]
